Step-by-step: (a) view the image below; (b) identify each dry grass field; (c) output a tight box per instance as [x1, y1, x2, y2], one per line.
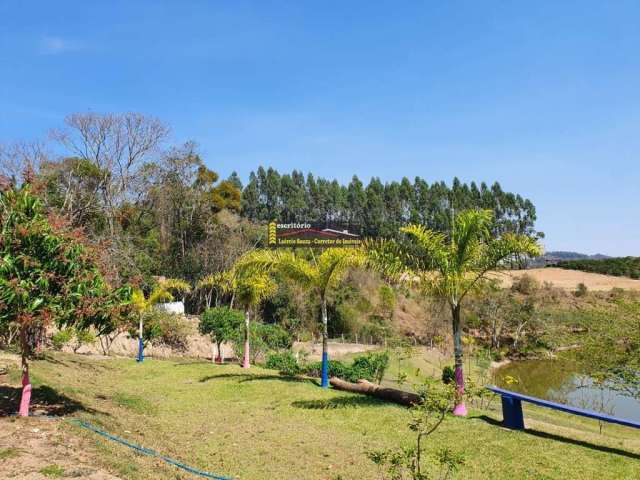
[491, 267, 640, 291]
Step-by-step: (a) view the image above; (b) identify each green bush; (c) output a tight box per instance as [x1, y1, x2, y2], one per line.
[304, 360, 353, 380]
[350, 351, 389, 384]
[441, 365, 455, 384]
[265, 351, 301, 376]
[575, 282, 588, 297]
[51, 329, 73, 351]
[511, 274, 539, 295]
[131, 310, 192, 351]
[304, 352, 390, 383]
[72, 328, 95, 353]
[232, 323, 293, 363]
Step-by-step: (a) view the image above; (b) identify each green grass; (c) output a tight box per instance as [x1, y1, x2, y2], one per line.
[0, 447, 21, 460]
[39, 464, 65, 477]
[18, 353, 640, 480]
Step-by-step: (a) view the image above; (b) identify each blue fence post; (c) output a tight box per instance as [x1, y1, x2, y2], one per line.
[137, 337, 144, 363]
[321, 351, 329, 388]
[501, 395, 525, 429]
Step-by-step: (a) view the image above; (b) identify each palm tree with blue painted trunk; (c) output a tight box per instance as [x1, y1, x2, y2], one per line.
[236, 248, 364, 387]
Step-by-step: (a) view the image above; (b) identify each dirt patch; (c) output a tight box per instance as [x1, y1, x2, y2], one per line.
[0, 417, 122, 480]
[0, 361, 121, 480]
[491, 268, 640, 291]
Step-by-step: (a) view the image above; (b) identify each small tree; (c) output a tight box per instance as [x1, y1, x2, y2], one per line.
[199, 306, 244, 363]
[367, 209, 541, 415]
[367, 378, 464, 479]
[0, 184, 130, 416]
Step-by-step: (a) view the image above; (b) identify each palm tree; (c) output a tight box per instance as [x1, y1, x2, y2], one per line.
[233, 269, 276, 368]
[367, 209, 541, 415]
[237, 248, 364, 387]
[196, 270, 235, 308]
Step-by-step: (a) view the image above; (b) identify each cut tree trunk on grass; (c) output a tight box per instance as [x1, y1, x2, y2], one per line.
[329, 377, 421, 407]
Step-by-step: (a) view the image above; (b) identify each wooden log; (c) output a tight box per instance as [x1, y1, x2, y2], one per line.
[329, 377, 421, 407]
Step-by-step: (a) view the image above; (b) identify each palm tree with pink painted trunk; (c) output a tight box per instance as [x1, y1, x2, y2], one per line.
[367, 209, 541, 415]
[0, 183, 129, 416]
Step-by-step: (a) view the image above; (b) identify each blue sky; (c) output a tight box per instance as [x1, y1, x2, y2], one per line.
[1, 1, 639, 256]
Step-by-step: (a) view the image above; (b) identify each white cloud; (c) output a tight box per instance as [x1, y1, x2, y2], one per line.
[40, 36, 78, 55]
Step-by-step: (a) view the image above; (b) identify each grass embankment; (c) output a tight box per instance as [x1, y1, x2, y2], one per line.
[2, 353, 640, 480]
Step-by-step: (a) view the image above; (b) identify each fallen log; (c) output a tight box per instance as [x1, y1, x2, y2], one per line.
[329, 377, 421, 406]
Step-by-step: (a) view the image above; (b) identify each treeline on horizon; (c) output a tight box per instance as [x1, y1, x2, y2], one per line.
[556, 257, 640, 279]
[241, 166, 542, 239]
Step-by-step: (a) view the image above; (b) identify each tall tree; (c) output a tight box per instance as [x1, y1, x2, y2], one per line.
[367, 209, 541, 415]
[51, 112, 169, 237]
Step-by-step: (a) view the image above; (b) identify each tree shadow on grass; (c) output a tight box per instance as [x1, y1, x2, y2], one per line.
[41, 354, 111, 373]
[472, 414, 640, 460]
[0, 384, 103, 417]
[199, 372, 318, 385]
[292, 396, 386, 410]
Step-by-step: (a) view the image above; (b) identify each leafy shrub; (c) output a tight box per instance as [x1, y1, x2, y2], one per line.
[304, 360, 353, 380]
[511, 274, 539, 295]
[304, 352, 390, 383]
[132, 310, 192, 351]
[51, 329, 73, 351]
[154, 311, 192, 351]
[441, 365, 455, 384]
[350, 351, 389, 384]
[266, 351, 301, 376]
[575, 282, 588, 297]
[72, 328, 95, 353]
[231, 323, 293, 363]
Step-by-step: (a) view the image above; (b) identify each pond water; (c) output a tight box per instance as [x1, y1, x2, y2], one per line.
[495, 359, 640, 423]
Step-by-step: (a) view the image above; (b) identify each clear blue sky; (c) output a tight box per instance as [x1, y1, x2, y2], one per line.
[1, 1, 639, 256]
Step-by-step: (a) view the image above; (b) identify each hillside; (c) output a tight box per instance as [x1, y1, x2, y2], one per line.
[493, 267, 640, 291]
[556, 256, 640, 279]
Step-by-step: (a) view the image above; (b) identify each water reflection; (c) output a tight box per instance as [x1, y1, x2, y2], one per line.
[495, 359, 640, 423]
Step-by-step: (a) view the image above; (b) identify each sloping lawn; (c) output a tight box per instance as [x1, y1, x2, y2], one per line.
[9, 353, 640, 480]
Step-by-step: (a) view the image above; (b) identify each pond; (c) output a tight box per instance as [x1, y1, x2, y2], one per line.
[495, 358, 640, 423]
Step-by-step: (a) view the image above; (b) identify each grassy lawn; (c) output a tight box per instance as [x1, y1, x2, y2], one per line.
[8, 353, 640, 480]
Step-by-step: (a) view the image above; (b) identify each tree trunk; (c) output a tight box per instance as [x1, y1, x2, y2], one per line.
[321, 297, 329, 388]
[216, 340, 223, 363]
[329, 378, 421, 406]
[451, 303, 467, 416]
[18, 327, 32, 417]
[242, 309, 250, 368]
[137, 314, 144, 362]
